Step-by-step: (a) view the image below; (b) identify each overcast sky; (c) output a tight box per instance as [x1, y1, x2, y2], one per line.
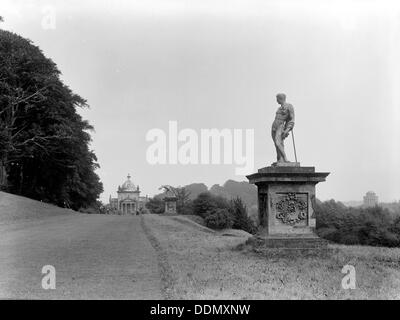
[1, 0, 399, 202]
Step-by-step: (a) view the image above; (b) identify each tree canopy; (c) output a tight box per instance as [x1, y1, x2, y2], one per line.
[316, 200, 400, 247]
[0, 29, 103, 210]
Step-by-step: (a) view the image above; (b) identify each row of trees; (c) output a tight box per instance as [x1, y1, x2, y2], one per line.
[315, 200, 400, 247]
[0, 28, 103, 210]
[191, 195, 400, 245]
[146, 189, 400, 246]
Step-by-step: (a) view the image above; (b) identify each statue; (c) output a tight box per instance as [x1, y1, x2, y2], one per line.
[247, 93, 330, 248]
[271, 93, 296, 165]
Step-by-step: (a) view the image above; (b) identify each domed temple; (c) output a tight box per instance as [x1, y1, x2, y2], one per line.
[109, 174, 148, 214]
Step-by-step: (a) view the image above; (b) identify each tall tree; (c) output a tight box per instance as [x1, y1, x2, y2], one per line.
[0, 29, 102, 209]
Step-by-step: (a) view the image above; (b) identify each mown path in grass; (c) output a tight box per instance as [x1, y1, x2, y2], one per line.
[0, 215, 163, 299]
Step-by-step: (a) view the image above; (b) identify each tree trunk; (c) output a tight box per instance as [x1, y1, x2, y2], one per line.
[19, 162, 24, 194]
[0, 158, 8, 190]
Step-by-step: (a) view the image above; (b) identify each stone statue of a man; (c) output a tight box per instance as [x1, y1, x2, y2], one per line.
[271, 93, 295, 164]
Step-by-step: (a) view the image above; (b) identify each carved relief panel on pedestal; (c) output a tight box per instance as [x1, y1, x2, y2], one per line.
[274, 192, 308, 226]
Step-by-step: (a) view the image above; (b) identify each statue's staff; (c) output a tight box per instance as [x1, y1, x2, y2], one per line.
[291, 130, 298, 163]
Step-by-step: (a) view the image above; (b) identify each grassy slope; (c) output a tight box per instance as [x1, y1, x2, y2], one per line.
[1, 192, 399, 299]
[0, 191, 75, 225]
[144, 214, 400, 299]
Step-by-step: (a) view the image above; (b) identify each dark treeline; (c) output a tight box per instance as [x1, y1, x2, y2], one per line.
[316, 200, 400, 247]
[0, 29, 103, 210]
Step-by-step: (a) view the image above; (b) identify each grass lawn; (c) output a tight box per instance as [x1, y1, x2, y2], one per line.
[144, 214, 400, 299]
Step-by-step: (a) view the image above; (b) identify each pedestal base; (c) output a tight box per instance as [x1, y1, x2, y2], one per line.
[247, 165, 330, 249]
[253, 234, 328, 249]
[245, 235, 330, 256]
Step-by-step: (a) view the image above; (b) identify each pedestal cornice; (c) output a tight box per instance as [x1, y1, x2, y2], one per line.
[247, 166, 330, 184]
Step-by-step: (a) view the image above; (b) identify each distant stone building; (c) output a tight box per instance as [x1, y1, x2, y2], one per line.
[109, 174, 148, 214]
[363, 191, 379, 207]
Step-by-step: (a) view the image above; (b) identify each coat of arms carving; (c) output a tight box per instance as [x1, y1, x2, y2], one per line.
[275, 193, 307, 225]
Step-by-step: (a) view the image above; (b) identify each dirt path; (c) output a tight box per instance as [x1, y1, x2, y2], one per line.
[0, 215, 163, 299]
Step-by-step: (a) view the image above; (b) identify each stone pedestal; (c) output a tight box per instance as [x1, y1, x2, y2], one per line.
[164, 196, 177, 215]
[247, 165, 329, 248]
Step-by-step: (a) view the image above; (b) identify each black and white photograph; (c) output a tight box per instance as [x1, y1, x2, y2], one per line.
[1, 0, 400, 307]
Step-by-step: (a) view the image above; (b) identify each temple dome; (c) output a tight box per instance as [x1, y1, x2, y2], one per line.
[120, 174, 136, 192]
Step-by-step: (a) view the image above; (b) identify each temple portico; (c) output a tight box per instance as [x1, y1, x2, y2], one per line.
[109, 174, 148, 214]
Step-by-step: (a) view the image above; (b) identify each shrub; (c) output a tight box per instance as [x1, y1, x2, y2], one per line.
[391, 216, 400, 234]
[77, 200, 105, 214]
[78, 207, 99, 214]
[229, 197, 257, 234]
[205, 208, 233, 230]
[178, 200, 194, 215]
[315, 200, 400, 247]
[193, 193, 257, 233]
[145, 197, 165, 214]
[139, 207, 150, 214]
[193, 192, 229, 218]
